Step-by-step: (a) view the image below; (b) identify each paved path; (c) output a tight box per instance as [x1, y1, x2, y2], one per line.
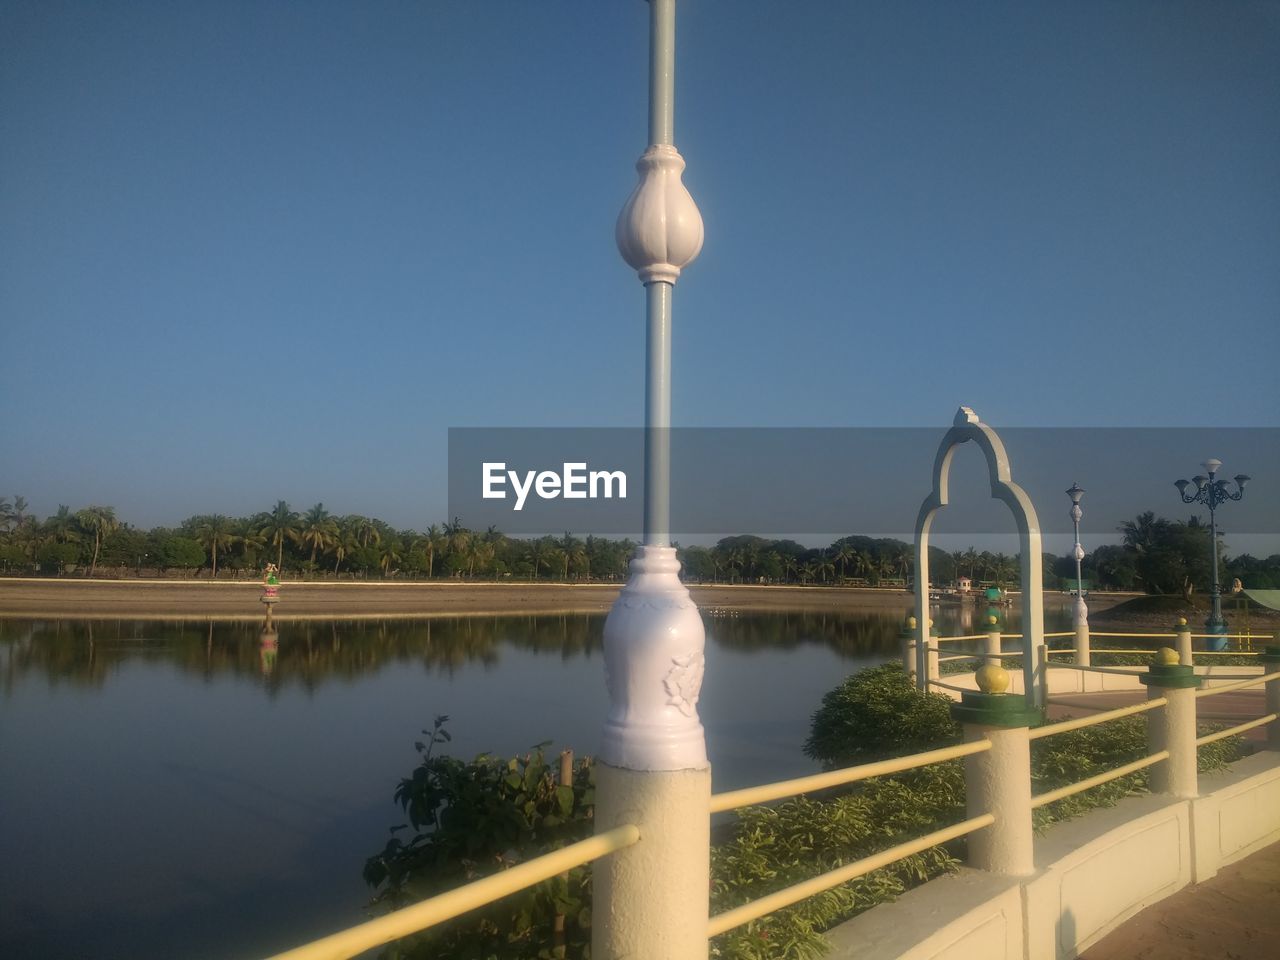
[1079, 841, 1280, 959]
[1048, 689, 1270, 742]
[1053, 688, 1278, 956]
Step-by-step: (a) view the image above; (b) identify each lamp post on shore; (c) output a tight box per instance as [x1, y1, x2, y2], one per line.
[1066, 483, 1090, 666]
[595, 3, 708, 958]
[1175, 459, 1249, 638]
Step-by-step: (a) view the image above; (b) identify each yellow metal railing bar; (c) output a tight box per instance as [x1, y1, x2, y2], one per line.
[928, 679, 971, 694]
[934, 634, 990, 643]
[1043, 631, 1074, 638]
[1052, 663, 1147, 676]
[1195, 714, 1278, 747]
[264, 824, 640, 960]
[1088, 632, 1177, 639]
[1196, 670, 1280, 698]
[1028, 697, 1167, 741]
[706, 814, 995, 937]
[1030, 751, 1169, 809]
[1194, 650, 1260, 657]
[708, 740, 991, 814]
[1190, 633, 1273, 640]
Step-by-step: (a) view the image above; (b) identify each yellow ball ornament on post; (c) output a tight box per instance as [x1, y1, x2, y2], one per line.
[975, 664, 1011, 694]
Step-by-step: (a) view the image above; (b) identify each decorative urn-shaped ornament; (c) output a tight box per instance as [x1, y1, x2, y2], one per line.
[616, 144, 704, 284]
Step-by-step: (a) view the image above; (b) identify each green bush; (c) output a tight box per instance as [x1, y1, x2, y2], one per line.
[363, 716, 595, 960]
[803, 664, 960, 767]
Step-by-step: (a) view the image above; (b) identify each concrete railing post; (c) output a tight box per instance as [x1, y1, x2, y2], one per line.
[1263, 646, 1280, 750]
[901, 617, 918, 681]
[1174, 617, 1194, 667]
[596, 548, 710, 960]
[1141, 647, 1200, 799]
[925, 620, 940, 690]
[984, 615, 1002, 668]
[950, 665, 1040, 876]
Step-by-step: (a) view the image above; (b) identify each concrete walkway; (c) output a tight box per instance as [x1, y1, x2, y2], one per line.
[1047, 689, 1278, 956]
[1047, 689, 1269, 743]
[1078, 840, 1280, 959]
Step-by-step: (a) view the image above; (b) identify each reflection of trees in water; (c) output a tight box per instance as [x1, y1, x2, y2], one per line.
[0, 607, 1070, 691]
[705, 611, 905, 657]
[1, 611, 914, 692]
[0, 615, 610, 692]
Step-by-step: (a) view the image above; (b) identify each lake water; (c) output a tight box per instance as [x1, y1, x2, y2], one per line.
[0, 604, 1069, 959]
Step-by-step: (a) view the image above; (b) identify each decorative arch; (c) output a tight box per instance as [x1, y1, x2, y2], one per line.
[914, 407, 1046, 707]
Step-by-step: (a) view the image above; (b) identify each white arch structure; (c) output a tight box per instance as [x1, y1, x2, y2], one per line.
[914, 407, 1046, 707]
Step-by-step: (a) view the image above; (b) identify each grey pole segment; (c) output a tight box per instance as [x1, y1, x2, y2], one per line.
[648, 0, 675, 146]
[642, 0, 676, 547]
[1209, 487, 1221, 629]
[644, 281, 672, 545]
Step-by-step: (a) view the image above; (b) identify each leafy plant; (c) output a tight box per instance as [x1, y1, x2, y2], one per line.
[804, 663, 960, 767]
[363, 716, 595, 960]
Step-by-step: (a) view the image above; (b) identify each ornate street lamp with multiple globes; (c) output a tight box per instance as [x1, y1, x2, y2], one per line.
[1174, 459, 1249, 636]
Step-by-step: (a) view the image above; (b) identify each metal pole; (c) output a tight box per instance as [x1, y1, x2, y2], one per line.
[645, 281, 672, 545]
[1208, 487, 1222, 631]
[1073, 514, 1084, 598]
[648, 0, 675, 147]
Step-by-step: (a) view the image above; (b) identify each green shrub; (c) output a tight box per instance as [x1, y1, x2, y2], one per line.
[363, 716, 595, 960]
[803, 664, 960, 768]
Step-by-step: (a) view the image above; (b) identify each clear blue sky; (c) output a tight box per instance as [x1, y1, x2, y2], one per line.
[2, 0, 1277, 531]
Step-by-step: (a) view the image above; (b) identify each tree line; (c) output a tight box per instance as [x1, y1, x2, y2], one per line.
[1, 496, 1277, 592]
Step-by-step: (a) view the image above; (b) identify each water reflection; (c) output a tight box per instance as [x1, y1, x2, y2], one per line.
[0, 606, 1065, 693]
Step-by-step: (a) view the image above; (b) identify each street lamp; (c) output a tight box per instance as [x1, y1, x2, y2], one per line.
[597, 2, 709, 957]
[1175, 459, 1249, 637]
[1066, 481, 1086, 600]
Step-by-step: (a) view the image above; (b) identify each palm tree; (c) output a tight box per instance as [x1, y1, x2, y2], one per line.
[194, 514, 237, 578]
[558, 532, 585, 580]
[45, 505, 80, 545]
[416, 524, 444, 578]
[256, 500, 301, 569]
[236, 520, 268, 569]
[333, 520, 360, 575]
[299, 503, 339, 566]
[0, 496, 24, 533]
[832, 544, 854, 580]
[378, 537, 403, 577]
[75, 505, 119, 577]
[444, 518, 472, 577]
[1120, 512, 1160, 554]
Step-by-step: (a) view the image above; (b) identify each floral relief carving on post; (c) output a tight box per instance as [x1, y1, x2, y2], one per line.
[664, 651, 705, 717]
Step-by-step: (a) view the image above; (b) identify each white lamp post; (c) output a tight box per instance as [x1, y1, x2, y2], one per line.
[1066, 483, 1090, 667]
[594, 2, 709, 958]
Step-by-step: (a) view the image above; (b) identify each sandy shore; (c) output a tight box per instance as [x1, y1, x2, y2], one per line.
[0, 577, 1093, 621]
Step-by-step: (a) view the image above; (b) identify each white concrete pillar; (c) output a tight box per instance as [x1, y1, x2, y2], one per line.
[984, 626, 1002, 667]
[1175, 618, 1194, 667]
[925, 630, 940, 689]
[1143, 649, 1200, 799]
[594, 763, 710, 958]
[901, 618, 917, 680]
[595, 546, 709, 960]
[952, 667, 1038, 877]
